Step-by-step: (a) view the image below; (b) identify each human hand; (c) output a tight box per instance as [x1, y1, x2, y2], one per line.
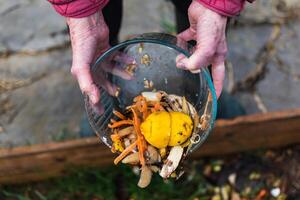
[176, 0, 228, 98]
[67, 10, 133, 113]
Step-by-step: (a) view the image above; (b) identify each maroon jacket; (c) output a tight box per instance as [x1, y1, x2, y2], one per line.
[48, 0, 254, 18]
[48, 0, 109, 18]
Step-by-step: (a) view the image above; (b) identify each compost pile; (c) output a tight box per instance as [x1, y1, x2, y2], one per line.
[108, 91, 211, 188]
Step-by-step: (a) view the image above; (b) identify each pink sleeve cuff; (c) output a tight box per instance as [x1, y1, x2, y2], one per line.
[195, 0, 253, 17]
[48, 0, 109, 18]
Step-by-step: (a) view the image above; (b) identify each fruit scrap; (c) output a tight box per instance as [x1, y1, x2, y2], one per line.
[140, 111, 193, 148]
[144, 79, 154, 89]
[114, 141, 137, 165]
[160, 146, 184, 178]
[111, 131, 124, 152]
[141, 54, 151, 66]
[122, 152, 139, 164]
[159, 148, 167, 159]
[141, 91, 162, 102]
[146, 145, 160, 164]
[108, 91, 208, 188]
[118, 126, 134, 137]
[108, 120, 133, 128]
[112, 138, 124, 152]
[138, 165, 152, 188]
[125, 63, 137, 75]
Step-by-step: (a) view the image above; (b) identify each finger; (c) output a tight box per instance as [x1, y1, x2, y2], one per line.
[93, 44, 110, 64]
[72, 66, 100, 105]
[93, 69, 120, 97]
[113, 52, 136, 64]
[90, 97, 105, 115]
[177, 28, 195, 42]
[175, 46, 196, 69]
[176, 54, 187, 69]
[176, 47, 215, 71]
[101, 62, 133, 80]
[211, 59, 225, 99]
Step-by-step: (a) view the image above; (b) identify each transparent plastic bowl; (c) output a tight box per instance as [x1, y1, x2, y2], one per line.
[85, 33, 217, 154]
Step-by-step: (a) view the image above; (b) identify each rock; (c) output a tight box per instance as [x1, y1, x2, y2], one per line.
[254, 23, 300, 111]
[275, 22, 300, 77]
[240, 0, 300, 24]
[257, 60, 300, 112]
[0, 49, 84, 147]
[233, 92, 260, 114]
[0, 0, 69, 54]
[226, 25, 273, 83]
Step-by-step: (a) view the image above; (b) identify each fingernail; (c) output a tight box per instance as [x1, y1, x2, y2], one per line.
[90, 94, 98, 104]
[177, 62, 186, 69]
[191, 69, 201, 74]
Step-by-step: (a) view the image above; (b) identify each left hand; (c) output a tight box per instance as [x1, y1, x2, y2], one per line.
[176, 0, 228, 98]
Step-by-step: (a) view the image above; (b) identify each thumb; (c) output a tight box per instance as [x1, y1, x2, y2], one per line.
[71, 65, 100, 105]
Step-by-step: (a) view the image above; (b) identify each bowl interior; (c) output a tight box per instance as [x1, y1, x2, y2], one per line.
[85, 33, 217, 153]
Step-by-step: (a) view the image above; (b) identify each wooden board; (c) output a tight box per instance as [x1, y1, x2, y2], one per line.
[0, 109, 300, 185]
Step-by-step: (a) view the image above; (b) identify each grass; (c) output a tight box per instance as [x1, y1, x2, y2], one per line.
[0, 164, 215, 200]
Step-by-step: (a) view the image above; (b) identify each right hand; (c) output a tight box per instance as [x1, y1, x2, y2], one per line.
[67, 10, 133, 114]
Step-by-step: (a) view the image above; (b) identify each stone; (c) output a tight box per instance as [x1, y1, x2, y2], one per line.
[275, 22, 300, 78]
[0, 49, 84, 147]
[233, 92, 261, 114]
[226, 25, 273, 83]
[257, 60, 300, 112]
[0, 0, 69, 54]
[240, 0, 300, 24]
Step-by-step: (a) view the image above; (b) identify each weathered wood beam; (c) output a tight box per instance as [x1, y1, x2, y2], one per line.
[0, 109, 300, 185]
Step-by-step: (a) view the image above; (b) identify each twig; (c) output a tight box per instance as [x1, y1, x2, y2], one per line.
[0, 41, 70, 59]
[253, 91, 268, 113]
[0, 73, 47, 94]
[232, 25, 282, 93]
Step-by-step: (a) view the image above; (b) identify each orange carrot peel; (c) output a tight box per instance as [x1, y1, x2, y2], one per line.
[114, 140, 138, 165]
[131, 107, 146, 166]
[108, 120, 133, 128]
[113, 110, 126, 120]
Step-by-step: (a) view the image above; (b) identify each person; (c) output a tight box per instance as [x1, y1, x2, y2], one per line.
[48, 0, 252, 124]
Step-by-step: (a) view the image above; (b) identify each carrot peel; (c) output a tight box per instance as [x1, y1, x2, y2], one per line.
[114, 141, 137, 165]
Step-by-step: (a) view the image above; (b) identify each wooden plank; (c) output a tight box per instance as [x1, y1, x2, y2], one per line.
[193, 108, 300, 157]
[0, 109, 300, 185]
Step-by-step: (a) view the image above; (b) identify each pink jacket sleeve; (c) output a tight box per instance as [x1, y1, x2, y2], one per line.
[196, 0, 254, 17]
[48, 0, 109, 18]
[48, 0, 254, 18]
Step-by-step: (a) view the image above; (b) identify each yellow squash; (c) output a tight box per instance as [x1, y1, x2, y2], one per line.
[140, 111, 193, 148]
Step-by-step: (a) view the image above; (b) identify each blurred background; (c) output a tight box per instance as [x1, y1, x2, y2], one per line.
[0, 0, 299, 199]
